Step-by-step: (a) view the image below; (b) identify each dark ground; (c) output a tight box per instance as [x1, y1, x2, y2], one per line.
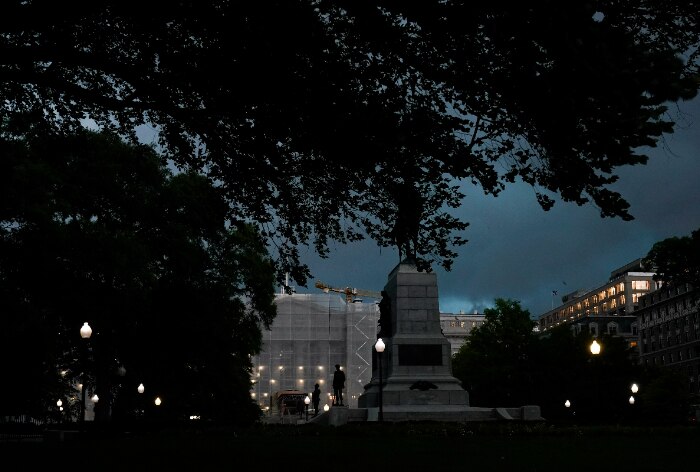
[2, 421, 699, 471]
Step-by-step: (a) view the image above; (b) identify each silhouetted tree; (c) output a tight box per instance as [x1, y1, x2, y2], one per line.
[452, 299, 537, 406]
[637, 367, 691, 425]
[1, 1, 699, 278]
[643, 228, 700, 292]
[0, 130, 276, 425]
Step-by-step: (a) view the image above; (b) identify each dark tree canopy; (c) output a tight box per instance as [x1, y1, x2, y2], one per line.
[643, 228, 700, 291]
[0, 130, 276, 424]
[451, 302, 678, 423]
[2, 1, 699, 277]
[452, 298, 537, 406]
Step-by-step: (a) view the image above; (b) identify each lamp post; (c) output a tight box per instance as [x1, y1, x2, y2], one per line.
[79, 322, 92, 431]
[589, 338, 601, 421]
[56, 399, 64, 421]
[375, 337, 385, 422]
[629, 383, 639, 409]
[137, 383, 145, 418]
[304, 395, 310, 421]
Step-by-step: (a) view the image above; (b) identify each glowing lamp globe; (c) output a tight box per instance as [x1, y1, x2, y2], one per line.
[80, 322, 93, 339]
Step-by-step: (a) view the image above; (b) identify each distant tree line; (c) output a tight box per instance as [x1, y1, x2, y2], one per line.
[454, 253, 697, 426]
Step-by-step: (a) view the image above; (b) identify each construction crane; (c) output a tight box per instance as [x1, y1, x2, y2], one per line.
[314, 280, 381, 303]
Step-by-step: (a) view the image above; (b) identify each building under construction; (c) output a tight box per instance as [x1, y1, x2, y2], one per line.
[250, 291, 380, 412]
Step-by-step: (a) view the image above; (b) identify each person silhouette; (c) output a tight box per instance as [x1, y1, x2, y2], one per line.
[332, 364, 346, 406]
[296, 396, 304, 418]
[312, 383, 321, 416]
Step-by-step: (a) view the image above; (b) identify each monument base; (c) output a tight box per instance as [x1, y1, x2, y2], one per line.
[353, 259, 542, 424]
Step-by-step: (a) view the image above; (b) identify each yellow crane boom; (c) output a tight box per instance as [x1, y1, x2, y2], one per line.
[314, 280, 381, 303]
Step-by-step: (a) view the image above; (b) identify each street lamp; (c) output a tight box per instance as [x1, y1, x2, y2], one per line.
[79, 322, 92, 430]
[137, 383, 145, 418]
[323, 404, 329, 412]
[564, 399, 571, 408]
[629, 383, 638, 407]
[304, 395, 310, 421]
[375, 337, 386, 422]
[155, 397, 162, 406]
[589, 338, 602, 421]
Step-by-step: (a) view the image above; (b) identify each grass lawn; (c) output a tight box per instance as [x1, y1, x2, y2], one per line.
[2, 422, 699, 471]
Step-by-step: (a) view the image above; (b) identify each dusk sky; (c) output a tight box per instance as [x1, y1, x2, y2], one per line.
[293, 95, 700, 319]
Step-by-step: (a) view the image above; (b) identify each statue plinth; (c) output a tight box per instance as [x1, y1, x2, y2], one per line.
[358, 260, 469, 410]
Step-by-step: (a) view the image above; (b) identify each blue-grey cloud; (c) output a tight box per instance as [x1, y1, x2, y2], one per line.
[299, 96, 700, 319]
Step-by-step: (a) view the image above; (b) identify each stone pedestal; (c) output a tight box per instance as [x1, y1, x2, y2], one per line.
[358, 260, 469, 410]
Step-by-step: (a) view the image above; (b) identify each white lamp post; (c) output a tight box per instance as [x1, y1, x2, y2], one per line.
[137, 383, 145, 418]
[629, 396, 635, 405]
[375, 337, 386, 422]
[79, 322, 92, 430]
[304, 395, 310, 421]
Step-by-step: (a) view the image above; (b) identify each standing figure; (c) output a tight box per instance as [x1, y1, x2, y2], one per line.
[312, 383, 321, 417]
[332, 364, 346, 406]
[296, 396, 304, 418]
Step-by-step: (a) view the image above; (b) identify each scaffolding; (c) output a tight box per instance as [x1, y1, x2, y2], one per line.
[251, 293, 379, 412]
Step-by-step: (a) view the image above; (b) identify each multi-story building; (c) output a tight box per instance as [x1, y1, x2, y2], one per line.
[636, 283, 700, 394]
[251, 292, 379, 412]
[440, 311, 485, 356]
[537, 259, 657, 352]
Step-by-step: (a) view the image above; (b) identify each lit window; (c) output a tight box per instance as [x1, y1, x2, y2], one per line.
[633, 280, 650, 290]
